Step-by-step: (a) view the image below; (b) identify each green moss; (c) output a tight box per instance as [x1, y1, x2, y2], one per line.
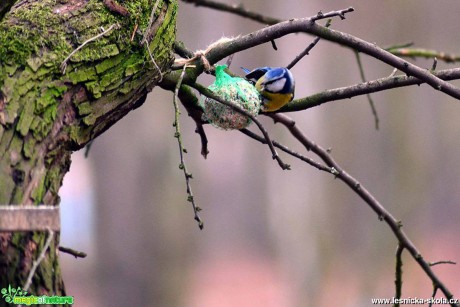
[36, 66, 53, 79]
[23, 136, 36, 159]
[35, 83, 67, 114]
[30, 115, 53, 140]
[85, 81, 102, 98]
[68, 66, 97, 84]
[95, 53, 125, 74]
[125, 61, 144, 76]
[16, 80, 36, 97]
[44, 165, 63, 197]
[11, 232, 25, 246]
[69, 125, 91, 146]
[42, 105, 57, 123]
[30, 174, 46, 203]
[70, 43, 120, 63]
[16, 98, 35, 137]
[4, 64, 18, 76]
[8, 136, 23, 166]
[100, 69, 124, 87]
[3, 94, 21, 124]
[26, 57, 43, 73]
[82, 114, 97, 126]
[77, 102, 92, 116]
[10, 188, 24, 206]
[119, 79, 136, 94]
[0, 2, 70, 69]
[0, 128, 15, 158]
[17, 67, 37, 86]
[31, 231, 43, 245]
[2, 75, 16, 97]
[0, 160, 15, 203]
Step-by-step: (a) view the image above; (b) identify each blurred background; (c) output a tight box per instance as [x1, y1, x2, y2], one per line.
[59, 1, 460, 306]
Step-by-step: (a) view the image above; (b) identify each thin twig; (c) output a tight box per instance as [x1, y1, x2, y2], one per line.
[429, 287, 439, 307]
[23, 229, 54, 291]
[192, 83, 290, 170]
[240, 128, 330, 172]
[430, 260, 457, 266]
[384, 42, 414, 50]
[59, 246, 87, 258]
[431, 57, 438, 71]
[387, 47, 460, 63]
[286, 19, 332, 70]
[183, 1, 354, 26]
[354, 50, 379, 129]
[394, 244, 404, 307]
[145, 41, 163, 82]
[181, 0, 280, 25]
[174, 66, 203, 229]
[84, 141, 93, 158]
[388, 68, 398, 78]
[61, 23, 119, 74]
[310, 8, 355, 22]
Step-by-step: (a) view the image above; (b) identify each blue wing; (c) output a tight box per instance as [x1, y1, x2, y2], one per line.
[242, 67, 273, 84]
[241, 67, 251, 74]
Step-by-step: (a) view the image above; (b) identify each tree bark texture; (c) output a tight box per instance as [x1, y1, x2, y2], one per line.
[0, 0, 177, 295]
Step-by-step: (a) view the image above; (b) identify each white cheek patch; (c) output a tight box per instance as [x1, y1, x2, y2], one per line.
[265, 78, 286, 93]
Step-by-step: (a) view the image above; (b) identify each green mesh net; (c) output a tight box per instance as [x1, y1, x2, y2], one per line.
[201, 65, 261, 130]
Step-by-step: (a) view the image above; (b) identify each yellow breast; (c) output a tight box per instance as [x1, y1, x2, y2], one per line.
[260, 91, 293, 112]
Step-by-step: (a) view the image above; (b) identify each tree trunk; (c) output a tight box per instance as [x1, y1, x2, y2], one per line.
[0, 0, 177, 296]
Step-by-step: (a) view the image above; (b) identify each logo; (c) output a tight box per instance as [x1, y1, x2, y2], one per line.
[1, 285, 74, 305]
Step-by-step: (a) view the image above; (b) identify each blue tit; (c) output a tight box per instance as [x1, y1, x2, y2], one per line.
[242, 67, 295, 112]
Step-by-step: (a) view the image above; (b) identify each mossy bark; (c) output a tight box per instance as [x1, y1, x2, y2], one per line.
[0, 0, 177, 296]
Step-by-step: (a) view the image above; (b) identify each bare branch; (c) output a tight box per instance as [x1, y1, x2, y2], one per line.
[394, 244, 404, 307]
[181, 0, 281, 25]
[429, 287, 439, 307]
[187, 13, 460, 101]
[59, 246, 87, 258]
[173, 66, 203, 229]
[268, 113, 458, 305]
[430, 260, 457, 266]
[284, 68, 460, 112]
[387, 47, 460, 63]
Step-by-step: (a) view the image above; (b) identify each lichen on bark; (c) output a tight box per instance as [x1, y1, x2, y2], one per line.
[0, 0, 177, 296]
